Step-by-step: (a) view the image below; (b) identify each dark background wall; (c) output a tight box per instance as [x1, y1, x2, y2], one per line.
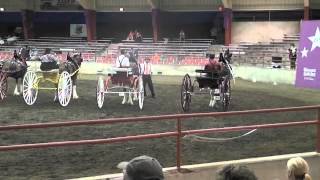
[33, 12, 85, 37]
[0, 12, 22, 37]
[96, 12, 152, 40]
[0, 9, 315, 42]
[96, 11, 223, 42]
[160, 12, 223, 41]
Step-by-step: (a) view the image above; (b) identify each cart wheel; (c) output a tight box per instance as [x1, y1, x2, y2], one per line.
[181, 74, 192, 112]
[0, 72, 8, 100]
[96, 76, 105, 109]
[138, 76, 144, 110]
[23, 71, 38, 105]
[58, 71, 72, 107]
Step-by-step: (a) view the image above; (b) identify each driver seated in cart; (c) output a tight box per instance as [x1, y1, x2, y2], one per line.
[112, 49, 134, 105]
[197, 53, 224, 89]
[198, 53, 225, 107]
[40, 48, 59, 71]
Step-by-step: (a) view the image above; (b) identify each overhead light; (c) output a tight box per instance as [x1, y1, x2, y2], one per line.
[120, 7, 124, 12]
[0, 8, 4, 12]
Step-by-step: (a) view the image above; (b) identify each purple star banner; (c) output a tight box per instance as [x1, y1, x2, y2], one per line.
[295, 20, 320, 89]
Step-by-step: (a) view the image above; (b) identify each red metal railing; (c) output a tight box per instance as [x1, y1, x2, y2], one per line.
[0, 105, 319, 171]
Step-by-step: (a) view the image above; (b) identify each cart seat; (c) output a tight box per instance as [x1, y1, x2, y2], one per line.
[111, 68, 133, 85]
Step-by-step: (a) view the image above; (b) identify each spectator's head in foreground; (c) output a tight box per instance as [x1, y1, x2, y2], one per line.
[117, 155, 164, 180]
[216, 164, 258, 180]
[287, 157, 312, 180]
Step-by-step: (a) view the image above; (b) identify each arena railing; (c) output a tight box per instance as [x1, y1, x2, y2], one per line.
[0, 105, 319, 171]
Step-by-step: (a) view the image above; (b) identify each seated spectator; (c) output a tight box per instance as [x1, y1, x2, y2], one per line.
[179, 29, 185, 41]
[117, 155, 164, 180]
[127, 30, 134, 41]
[135, 31, 143, 43]
[216, 164, 258, 180]
[287, 157, 312, 180]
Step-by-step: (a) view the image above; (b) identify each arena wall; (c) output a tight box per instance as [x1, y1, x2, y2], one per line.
[75, 62, 295, 85]
[69, 152, 320, 180]
[232, 21, 300, 43]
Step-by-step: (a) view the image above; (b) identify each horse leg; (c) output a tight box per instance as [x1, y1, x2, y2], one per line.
[53, 83, 58, 102]
[13, 78, 20, 96]
[122, 92, 127, 105]
[209, 89, 215, 107]
[127, 90, 133, 105]
[133, 77, 138, 101]
[72, 76, 79, 99]
[19, 78, 23, 95]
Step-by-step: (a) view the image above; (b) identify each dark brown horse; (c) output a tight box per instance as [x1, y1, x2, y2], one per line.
[0, 50, 28, 97]
[58, 53, 83, 99]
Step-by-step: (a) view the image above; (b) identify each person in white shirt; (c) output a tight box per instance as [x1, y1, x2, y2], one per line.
[141, 57, 155, 98]
[114, 49, 133, 105]
[116, 49, 130, 68]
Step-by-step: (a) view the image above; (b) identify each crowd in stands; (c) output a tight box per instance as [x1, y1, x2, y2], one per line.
[126, 30, 143, 42]
[116, 155, 313, 180]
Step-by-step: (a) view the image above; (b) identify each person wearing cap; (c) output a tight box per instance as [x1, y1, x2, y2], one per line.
[216, 164, 257, 180]
[40, 48, 59, 71]
[117, 155, 164, 180]
[140, 57, 155, 98]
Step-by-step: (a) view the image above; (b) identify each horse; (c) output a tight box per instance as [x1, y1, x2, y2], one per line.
[0, 50, 28, 96]
[58, 53, 83, 99]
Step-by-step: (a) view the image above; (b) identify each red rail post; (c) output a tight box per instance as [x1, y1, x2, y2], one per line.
[317, 108, 320, 153]
[176, 118, 182, 172]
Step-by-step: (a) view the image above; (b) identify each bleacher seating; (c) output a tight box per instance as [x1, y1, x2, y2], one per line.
[226, 34, 300, 68]
[0, 37, 110, 59]
[101, 39, 212, 65]
[0, 35, 300, 68]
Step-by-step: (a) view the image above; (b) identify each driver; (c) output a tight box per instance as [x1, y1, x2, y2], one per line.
[40, 48, 59, 71]
[116, 49, 130, 68]
[204, 54, 223, 73]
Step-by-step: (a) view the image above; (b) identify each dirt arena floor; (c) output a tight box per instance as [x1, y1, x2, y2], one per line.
[0, 75, 319, 179]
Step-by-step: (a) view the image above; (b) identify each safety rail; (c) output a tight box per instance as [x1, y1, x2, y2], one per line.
[0, 105, 319, 172]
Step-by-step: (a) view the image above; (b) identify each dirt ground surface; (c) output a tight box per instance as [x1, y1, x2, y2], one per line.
[0, 75, 319, 180]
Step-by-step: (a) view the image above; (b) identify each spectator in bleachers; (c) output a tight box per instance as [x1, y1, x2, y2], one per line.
[288, 43, 297, 70]
[40, 48, 59, 71]
[141, 57, 155, 98]
[216, 164, 258, 180]
[287, 157, 312, 180]
[117, 155, 164, 180]
[135, 30, 143, 43]
[210, 27, 217, 42]
[179, 29, 185, 41]
[127, 30, 134, 41]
